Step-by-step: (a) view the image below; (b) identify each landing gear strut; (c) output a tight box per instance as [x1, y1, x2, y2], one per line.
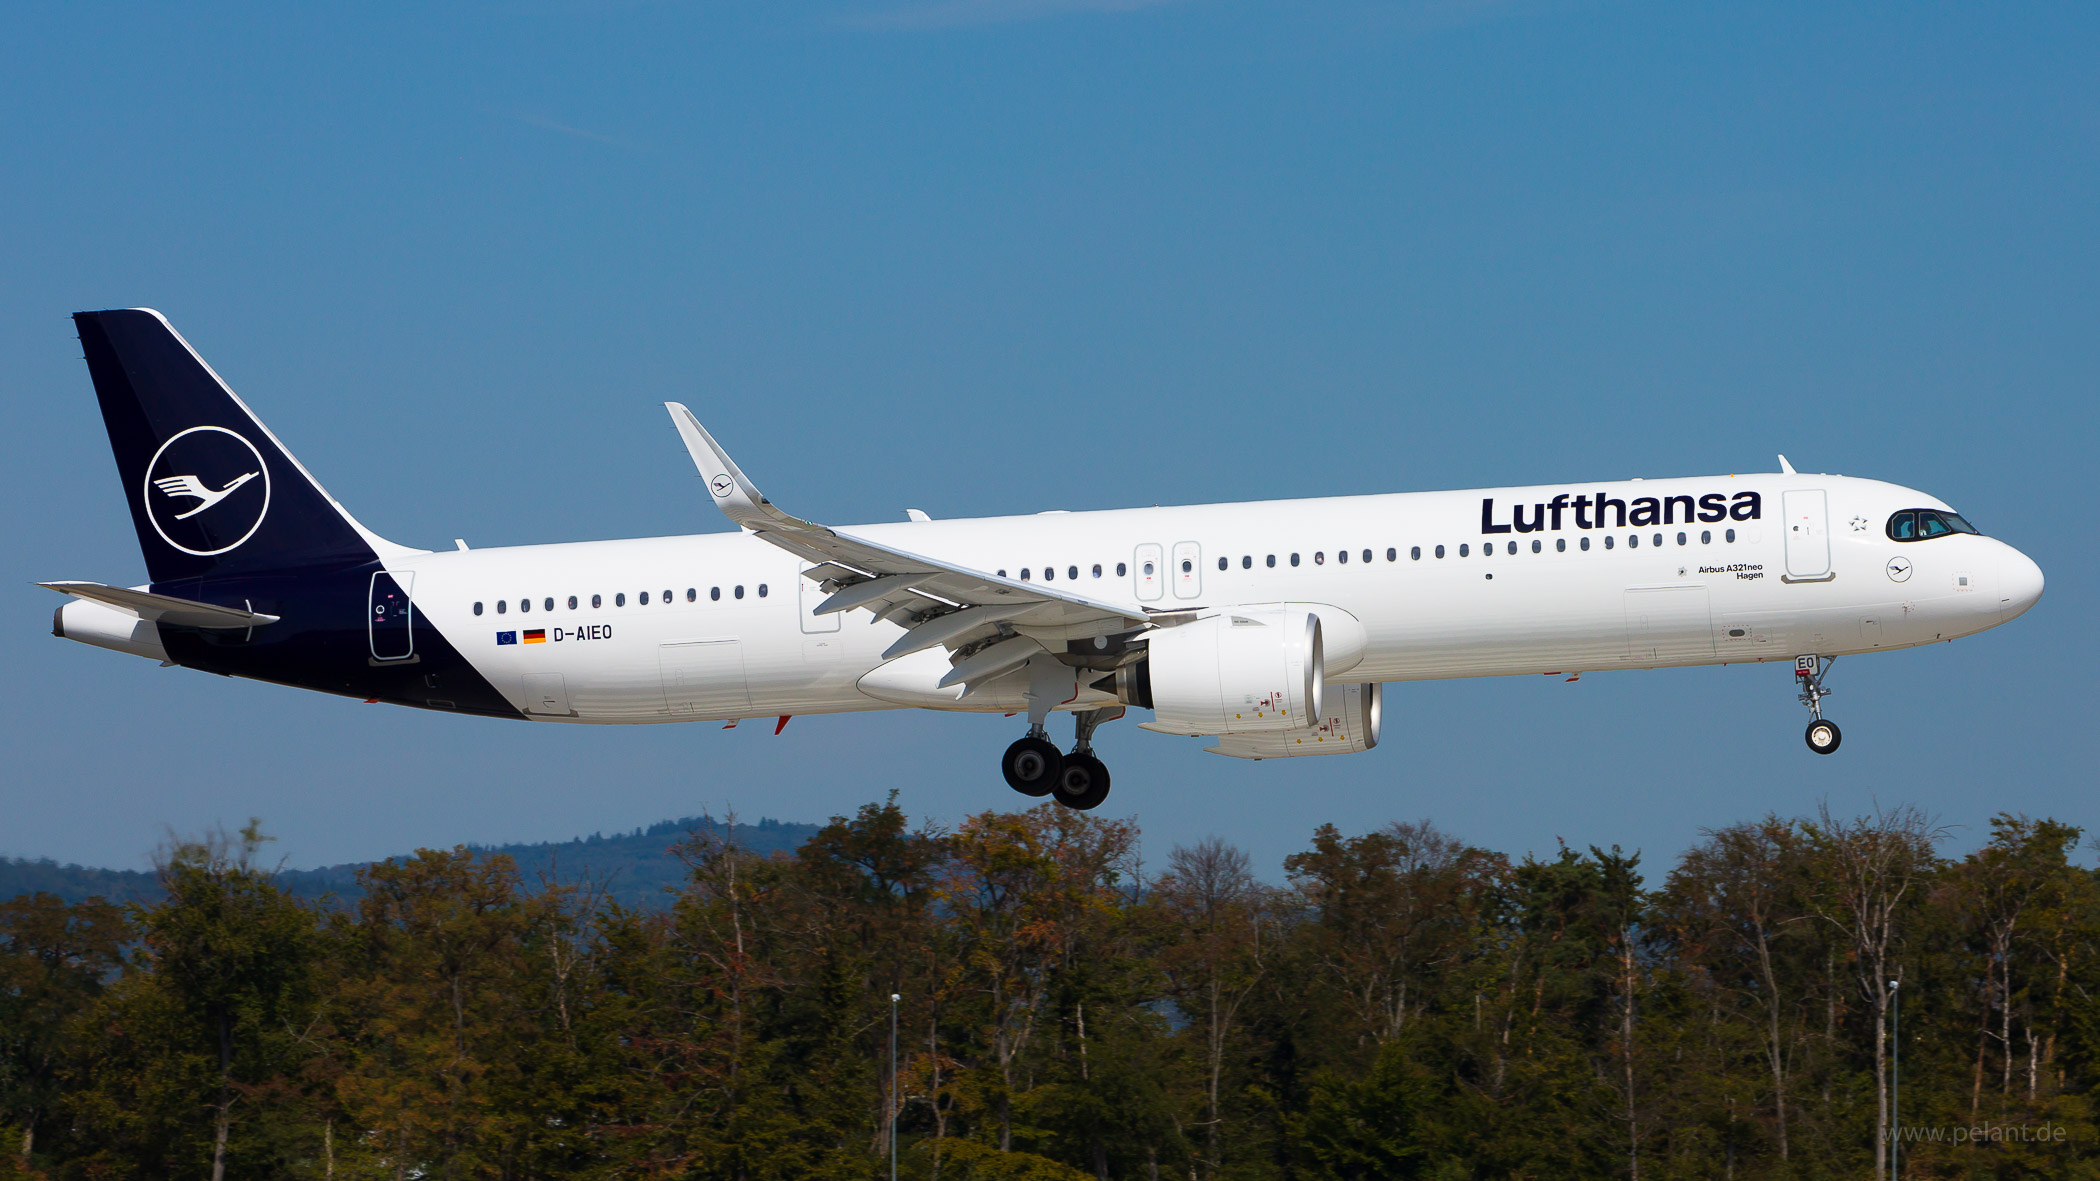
[1795, 655, 1841, 755]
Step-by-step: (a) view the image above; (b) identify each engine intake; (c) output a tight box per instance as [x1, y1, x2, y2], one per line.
[1102, 607, 1324, 736]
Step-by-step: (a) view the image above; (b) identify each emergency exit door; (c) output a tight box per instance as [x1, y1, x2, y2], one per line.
[1782, 490, 1833, 582]
[369, 571, 414, 661]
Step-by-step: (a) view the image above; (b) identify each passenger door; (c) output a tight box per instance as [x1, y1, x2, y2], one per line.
[798, 562, 840, 634]
[1133, 543, 1164, 602]
[1171, 541, 1202, 600]
[1782, 489, 1833, 581]
[369, 571, 414, 662]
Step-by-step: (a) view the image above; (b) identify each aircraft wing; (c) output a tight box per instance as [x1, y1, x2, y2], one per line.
[40, 581, 281, 630]
[665, 403, 1176, 665]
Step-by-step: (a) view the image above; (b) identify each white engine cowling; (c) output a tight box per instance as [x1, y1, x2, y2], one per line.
[1130, 606, 1324, 736]
[1205, 683, 1382, 760]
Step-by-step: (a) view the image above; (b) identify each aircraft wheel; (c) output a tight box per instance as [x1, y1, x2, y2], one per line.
[1805, 719, 1841, 755]
[1003, 735, 1063, 796]
[1053, 752, 1111, 811]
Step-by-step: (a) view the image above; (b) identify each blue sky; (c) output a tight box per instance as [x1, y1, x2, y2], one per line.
[4, 1, 2093, 877]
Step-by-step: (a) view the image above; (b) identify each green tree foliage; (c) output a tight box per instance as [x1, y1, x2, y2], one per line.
[10, 803, 2100, 1180]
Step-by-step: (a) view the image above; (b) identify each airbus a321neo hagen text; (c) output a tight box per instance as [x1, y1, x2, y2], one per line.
[49, 310, 2045, 810]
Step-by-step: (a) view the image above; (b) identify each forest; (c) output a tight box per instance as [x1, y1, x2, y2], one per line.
[1, 797, 2093, 1180]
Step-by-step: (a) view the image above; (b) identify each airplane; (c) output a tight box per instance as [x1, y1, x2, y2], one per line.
[47, 309, 2045, 810]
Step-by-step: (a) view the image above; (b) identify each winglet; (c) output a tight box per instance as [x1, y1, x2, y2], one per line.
[1777, 454, 1797, 475]
[664, 402, 817, 535]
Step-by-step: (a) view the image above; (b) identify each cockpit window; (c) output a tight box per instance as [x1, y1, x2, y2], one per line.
[1889, 508, 1982, 542]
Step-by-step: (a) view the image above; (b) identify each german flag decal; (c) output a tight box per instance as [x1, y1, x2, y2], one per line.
[523, 629, 546, 644]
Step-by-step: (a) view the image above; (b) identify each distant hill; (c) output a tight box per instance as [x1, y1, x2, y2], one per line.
[0, 815, 823, 912]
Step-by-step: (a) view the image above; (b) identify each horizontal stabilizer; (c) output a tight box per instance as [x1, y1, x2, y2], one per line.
[40, 581, 280, 630]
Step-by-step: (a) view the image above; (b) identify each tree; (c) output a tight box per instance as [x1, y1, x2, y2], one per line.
[0, 893, 128, 1170]
[1803, 802, 1945, 1179]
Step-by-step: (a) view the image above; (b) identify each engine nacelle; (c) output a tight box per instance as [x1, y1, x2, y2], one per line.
[1205, 683, 1382, 760]
[1110, 606, 1324, 736]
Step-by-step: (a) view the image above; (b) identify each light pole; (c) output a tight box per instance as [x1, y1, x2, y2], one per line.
[1890, 979, 1900, 1181]
[891, 992, 901, 1181]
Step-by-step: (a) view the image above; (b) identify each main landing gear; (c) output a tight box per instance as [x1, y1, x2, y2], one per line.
[1001, 708, 1116, 810]
[1795, 655, 1841, 755]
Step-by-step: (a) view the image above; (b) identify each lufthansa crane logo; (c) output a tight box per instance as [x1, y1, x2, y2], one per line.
[710, 474, 735, 498]
[142, 426, 271, 556]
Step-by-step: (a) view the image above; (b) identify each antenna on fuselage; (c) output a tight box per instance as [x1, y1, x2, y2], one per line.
[1777, 454, 1797, 475]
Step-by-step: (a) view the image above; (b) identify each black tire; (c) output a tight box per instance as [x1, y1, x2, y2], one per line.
[1805, 719, 1842, 755]
[1002, 735, 1063, 796]
[1053, 752, 1112, 811]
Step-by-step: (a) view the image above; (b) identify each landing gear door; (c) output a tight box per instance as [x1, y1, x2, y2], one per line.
[1171, 541, 1202, 599]
[1782, 489, 1833, 582]
[1133, 543, 1164, 602]
[369, 571, 414, 662]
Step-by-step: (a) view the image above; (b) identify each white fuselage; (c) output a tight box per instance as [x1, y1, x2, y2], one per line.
[388, 472, 2043, 725]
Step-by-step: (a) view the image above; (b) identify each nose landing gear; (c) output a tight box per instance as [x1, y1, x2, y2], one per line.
[1795, 655, 1841, 755]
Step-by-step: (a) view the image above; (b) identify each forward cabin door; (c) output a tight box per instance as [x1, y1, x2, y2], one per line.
[1782, 489, 1833, 581]
[369, 571, 414, 662]
[1133, 543, 1164, 602]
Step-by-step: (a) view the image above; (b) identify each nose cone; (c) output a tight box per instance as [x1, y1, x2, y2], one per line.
[1998, 545, 2044, 623]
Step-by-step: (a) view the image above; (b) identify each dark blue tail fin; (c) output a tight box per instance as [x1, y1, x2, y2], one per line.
[74, 309, 384, 584]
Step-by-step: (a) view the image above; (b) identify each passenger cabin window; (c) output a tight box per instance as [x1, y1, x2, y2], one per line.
[616, 593, 626, 606]
[1557, 538, 1566, 551]
[1506, 541, 1517, 555]
[1314, 551, 1325, 565]
[662, 589, 672, 604]
[1364, 549, 1374, 563]
[1725, 529, 1736, 543]
[1388, 547, 1398, 561]
[1117, 562, 1128, 576]
[543, 597, 554, 611]
[711, 587, 721, 601]
[1336, 550, 1347, 564]
[1459, 544, 1469, 557]
[1242, 556, 1252, 569]
[1267, 555, 1276, 568]
[1531, 540, 1541, 553]
[1069, 566, 1079, 580]
[1217, 557, 1228, 571]
[687, 588, 696, 602]
[640, 592, 650, 605]
[568, 595, 578, 609]
[473, 602, 484, 615]
[592, 594, 602, 608]
[497, 600, 507, 614]
[734, 586, 744, 599]
[1435, 545, 1445, 558]
[1290, 553, 1301, 567]
[1093, 564, 1103, 577]
[1604, 536, 1615, 550]
[1580, 537, 1590, 551]
[1701, 531, 1711, 544]
[1411, 546, 1421, 560]
[758, 584, 768, 597]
